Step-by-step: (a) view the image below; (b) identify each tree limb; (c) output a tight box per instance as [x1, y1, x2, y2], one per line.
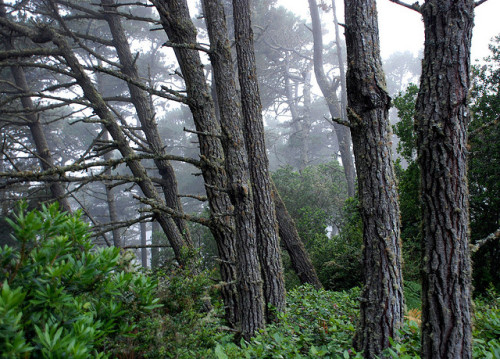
[388, 0, 422, 13]
[471, 228, 500, 253]
[475, 0, 489, 7]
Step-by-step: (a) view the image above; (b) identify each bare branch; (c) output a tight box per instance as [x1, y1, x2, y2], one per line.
[162, 40, 211, 53]
[324, 115, 351, 128]
[471, 227, 500, 253]
[475, 0, 489, 7]
[388, 0, 422, 13]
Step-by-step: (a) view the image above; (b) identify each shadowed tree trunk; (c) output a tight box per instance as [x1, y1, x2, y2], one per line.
[152, 0, 240, 329]
[101, 0, 191, 246]
[202, 0, 265, 338]
[416, 1, 474, 357]
[344, 0, 404, 357]
[308, 0, 356, 198]
[233, 0, 286, 320]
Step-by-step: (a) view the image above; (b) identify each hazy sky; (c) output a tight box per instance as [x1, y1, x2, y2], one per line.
[277, 0, 500, 61]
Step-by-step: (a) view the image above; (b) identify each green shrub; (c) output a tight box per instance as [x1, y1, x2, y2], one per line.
[0, 202, 161, 358]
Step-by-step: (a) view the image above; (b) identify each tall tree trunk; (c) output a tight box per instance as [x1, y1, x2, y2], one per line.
[103, 130, 122, 247]
[0, 4, 71, 213]
[140, 218, 148, 268]
[95, 71, 122, 248]
[101, 0, 191, 246]
[202, 0, 265, 338]
[272, 182, 322, 289]
[416, 1, 474, 357]
[233, 0, 286, 319]
[152, 0, 240, 328]
[307, 0, 356, 198]
[331, 0, 355, 197]
[151, 220, 160, 268]
[344, 1, 404, 357]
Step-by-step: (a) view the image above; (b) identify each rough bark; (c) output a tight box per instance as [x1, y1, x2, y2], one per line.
[0, 3, 71, 213]
[272, 181, 322, 289]
[416, 1, 474, 357]
[344, 1, 404, 357]
[152, 0, 239, 328]
[101, 0, 191, 246]
[307, 0, 356, 198]
[232, 0, 286, 319]
[202, 0, 265, 338]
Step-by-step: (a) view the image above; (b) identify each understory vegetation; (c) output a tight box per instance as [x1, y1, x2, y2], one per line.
[1, 205, 498, 358]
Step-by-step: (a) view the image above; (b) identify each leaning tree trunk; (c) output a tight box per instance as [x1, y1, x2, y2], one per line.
[152, 0, 240, 328]
[344, 1, 404, 357]
[11, 23, 191, 263]
[101, 0, 191, 246]
[233, 0, 286, 319]
[0, 4, 71, 213]
[416, 1, 474, 357]
[272, 182, 322, 289]
[308, 0, 356, 198]
[202, 0, 265, 339]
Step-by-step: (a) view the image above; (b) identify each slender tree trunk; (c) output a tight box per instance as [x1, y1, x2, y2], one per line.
[152, 0, 240, 328]
[416, 1, 474, 357]
[307, 0, 356, 198]
[44, 28, 188, 263]
[140, 218, 148, 268]
[103, 130, 121, 247]
[300, 69, 312, 171]
[331, 0, 356, 197]
[202, 0, 266, 338]
[151, 220, 160, 268]
[0, 5, 71, 213]
[233, 0, 286, 319]
[101, 0, 191, 246]
[272, 181, 322, 289]
[344, 1, 404, 357]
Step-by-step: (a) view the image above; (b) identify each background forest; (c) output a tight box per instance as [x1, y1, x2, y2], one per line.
[0, 0, 498, 358]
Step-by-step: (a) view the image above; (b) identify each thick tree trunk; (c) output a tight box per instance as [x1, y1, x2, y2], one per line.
[344, 1, 404, 357]
[233, 0, 286, 319]
[307, 0, 356, 198]
[202, 0, 265, 338]
[101, 0, 192, 246]
[152, 0, 240, 328]
[272, 182, 322, 289]
[416, 1, 474, 357]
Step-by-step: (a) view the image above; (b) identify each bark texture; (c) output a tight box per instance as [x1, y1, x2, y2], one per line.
[416, 1, 474, 357]
[101, 0, 191, 246]
[344, 1, 404, 357]
[233, 0, 286, 319]
[202, 0, 265, 338]
[308, 0, 356, 198]
[152, 0, 240, 328]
